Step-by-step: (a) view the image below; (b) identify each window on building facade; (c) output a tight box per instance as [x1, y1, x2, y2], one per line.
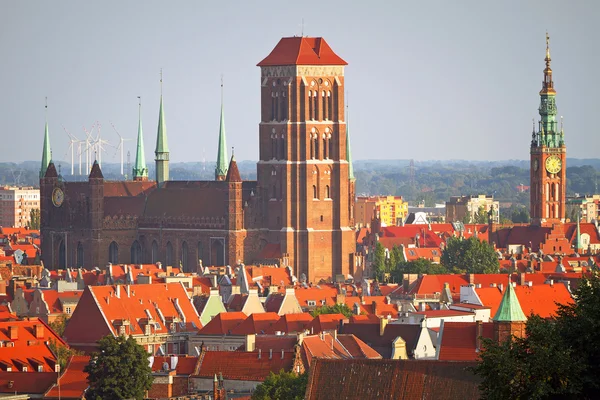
[313, 185, 318, 199]
[166, 242, 173, 267]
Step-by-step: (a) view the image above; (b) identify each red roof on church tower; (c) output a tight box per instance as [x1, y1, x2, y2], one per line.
[257, 37, 347, 66]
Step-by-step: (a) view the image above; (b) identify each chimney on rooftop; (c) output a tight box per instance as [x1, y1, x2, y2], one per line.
[519, 273, 526, 286]
[8, 326, 18, 340]
[379, 316, 388, 336]
[34, 324, 44, 339]
[115, 285, 120, 298]
[372, 300, 378, 317]
[468, 274, 475, 285]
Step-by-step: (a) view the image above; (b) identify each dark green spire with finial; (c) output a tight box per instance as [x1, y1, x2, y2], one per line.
[215, 77, 228, 181]
[40, 98, 52, 179]
[133, 97, 148, 180]
[155, 69, 170, 186]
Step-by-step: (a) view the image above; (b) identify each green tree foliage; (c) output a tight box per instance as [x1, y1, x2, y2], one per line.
[441, 237, 499, 274]
[48, 339, 81, 371]
[473, 205, 488, 224]
[474, 274, 600, 399]
[310, 303, 354, 319]
[371, 242, 387, 280]
[29, 208, 40, 230]
[252, 370, 308, 400]
[49, 314, 69, 337]
[84, 335, 153, 400]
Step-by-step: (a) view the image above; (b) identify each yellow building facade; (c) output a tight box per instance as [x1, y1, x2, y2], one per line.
[355, 196, 408, 227]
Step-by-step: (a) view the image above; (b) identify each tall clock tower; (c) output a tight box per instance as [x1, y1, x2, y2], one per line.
[530, 33, 566, 226]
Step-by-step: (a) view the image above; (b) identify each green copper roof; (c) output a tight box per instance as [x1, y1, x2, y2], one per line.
[133, 103, 148, 179]
[346, 123, 354, 180]
[492, 280, 527, 322]
[576, 213, 582, 250]
[155, 95, 169, 154]
[215, 94, 228, 179]
[40, 119, 51, 179]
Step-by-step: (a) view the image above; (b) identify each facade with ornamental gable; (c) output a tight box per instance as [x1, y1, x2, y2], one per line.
[40, 36, 356, 283]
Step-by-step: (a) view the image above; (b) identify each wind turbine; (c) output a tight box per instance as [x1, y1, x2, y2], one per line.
[83, 123, 96, 174]
[110, 121, 132, 176]
[62, 125, 80, 175]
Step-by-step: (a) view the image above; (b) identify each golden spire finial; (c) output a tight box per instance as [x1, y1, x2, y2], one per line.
[545, 31, 551, 64]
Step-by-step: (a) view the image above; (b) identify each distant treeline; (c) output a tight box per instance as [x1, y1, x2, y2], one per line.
[2, 160, 598, 210]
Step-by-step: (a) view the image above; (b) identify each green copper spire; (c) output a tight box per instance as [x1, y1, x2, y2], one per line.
[133, 98, 148, 180]
[534, 32, 561, 149]
[576, 210, 582, 251]
[492, 278, 527, 322]
[215, 80, 228, 181]
[40, 99, 52, 179]
[155, 70, 170, 186]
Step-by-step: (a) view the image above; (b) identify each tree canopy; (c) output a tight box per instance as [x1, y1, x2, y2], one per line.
[441, 237, 499, 274]
[84, 335, 153, 400]
[474, 273, 600, 399]
[252, 370, 308, 400]
[310, 303, 354, 318]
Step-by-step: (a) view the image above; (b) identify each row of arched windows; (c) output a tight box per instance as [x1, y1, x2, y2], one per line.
[309, 131, 334, 160]
[312, 184, 331, 200]
[270, 91, 288, 121]
[107, 240, 207, 272]
[271, 132, 286, 160]
[308, 90, 333, 121]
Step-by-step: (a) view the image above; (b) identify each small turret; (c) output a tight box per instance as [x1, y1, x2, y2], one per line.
[215, 80, 228, 181]
[493, 276, 526, 342]
[133, 98, 148, 181]
[155, 71, 170, 186]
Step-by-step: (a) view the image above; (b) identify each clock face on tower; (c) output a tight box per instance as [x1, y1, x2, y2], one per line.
[52, 187, 64, 207]
[545, 155, 562, 174]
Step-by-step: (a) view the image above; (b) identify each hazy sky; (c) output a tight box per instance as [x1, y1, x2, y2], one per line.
[1, 1, 598, 166]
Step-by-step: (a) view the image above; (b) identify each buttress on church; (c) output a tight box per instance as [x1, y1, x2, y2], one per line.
[40, 37, 358, 282]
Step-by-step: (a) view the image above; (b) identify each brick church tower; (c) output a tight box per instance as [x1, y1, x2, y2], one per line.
[256, 37, 356, 282]
[530, 33, 567, 226]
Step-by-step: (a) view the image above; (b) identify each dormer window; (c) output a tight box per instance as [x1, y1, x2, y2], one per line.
[307, 300, 316, 307]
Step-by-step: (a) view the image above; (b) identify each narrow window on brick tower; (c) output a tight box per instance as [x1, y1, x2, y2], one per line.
[275, 91, 280, 121]
[271, 92, 276, 121]
[280, 134, 285, 160]
[328, 133, 333, 160]
[310, 133, 314, 159]
[322, 90, 327, 120]
[166, 241, 173, 267]
[272, 185, 277, 199]
[313, 91, 319, 120]
[308, 90, 313, 120]
[327, 91, 333, 121]
[271, 134, 277, 159]
[281, 91, 287, 120]
[314, 135, 320, 160]
[313, 185, 318, 199]
[326, 185, 330, 199]
[323, 133, 328, 159]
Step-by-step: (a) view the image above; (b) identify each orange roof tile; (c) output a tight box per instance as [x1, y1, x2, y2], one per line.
[195, 350, 294, 381]
[44, 355, 90, 399]
[265, 313, 313, 334]
[230, 312, 280, 335]
[198, 312, 247, 335]
[258, 37, 347, 66]
[438, 322, 494, 361]
[305, 314, 345, 334]
[151, 355, 198, 375]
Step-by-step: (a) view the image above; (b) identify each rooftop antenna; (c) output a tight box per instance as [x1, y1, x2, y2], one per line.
[110, 121, 132, 176]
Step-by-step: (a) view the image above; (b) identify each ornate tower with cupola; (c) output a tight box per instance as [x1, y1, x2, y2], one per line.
[530, 33, 566, 226]
[256, 37, 355, 282]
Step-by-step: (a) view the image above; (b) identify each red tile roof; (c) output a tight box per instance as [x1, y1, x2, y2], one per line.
[257, 37, 347, 66]
[195, 350, 294, 381]
[265, 313, 313, 334]
[44, 355, 90, 399]
[294, 286, 338, 308]
[341, 322, 422, 359]
[0, 371, 56, 395]
[230, 312, 280, 335]
[102, 181, 156, 197]
[305, 314, 345, 334]
[257, 243, 282, 260]
[151, 356, 198, 375]
[438, 322, 494, 361]
[198, 312, 247, 335]
[304, 359, 481, 400]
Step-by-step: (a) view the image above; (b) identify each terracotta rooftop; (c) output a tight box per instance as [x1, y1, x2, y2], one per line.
[44, 355, 90, 399]
[438, 322, 494, 361]
[257, 37, 347, 66]
[194, 350, 294, 381]
[198, 312, 247, 335]
[305, 359, 481, 400]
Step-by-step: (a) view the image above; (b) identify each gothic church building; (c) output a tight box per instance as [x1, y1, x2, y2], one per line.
[40, 37, 357, 282]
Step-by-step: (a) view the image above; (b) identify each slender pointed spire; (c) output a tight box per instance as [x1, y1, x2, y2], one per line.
[155, 69, 170, 186]
[215, 77, 228, 181]
[492, 277, 526, 322]
[133, 97, 148, 181]
[540, 31, 556, 96]
[346, 104, 355, 181]
[40, 98, 52, 179]
[576, 210, 582, 251]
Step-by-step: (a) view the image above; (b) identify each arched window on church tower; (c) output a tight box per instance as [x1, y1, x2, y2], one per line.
[328, 132, 334, 160]
[197, 242, 204, 265]
[76, 242, 84, 267]
[151, 240, 158, 264]
[271, 92, 276, 121]
[109, 241, 118, 264]
[166, 241, 173, 267]
[280, 134, 285, 160]
[322, 133, 327, 159]
[327, 91, 333, 121]
[271, 133, 277, 159]
[275, 92, 280, 121]
[322, 90, 327, 120]
[130, 241, 142, 264]
[181, 241, 189, 272]
[313, 185, 318, 199]
[281, 91, 287, 120]
[313, 91, 319, 120]
[326, 185, 330, 199]
[308, 90, 313, 120]
[310, 133, 315, 159]
[314, 135, 320, 160]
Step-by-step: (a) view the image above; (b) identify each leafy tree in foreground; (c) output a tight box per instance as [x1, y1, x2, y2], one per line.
[393, 259, 449, 281]
[49, 314, 69, 337]
[252, 370, 308, 400]
[371, 242, 387, 280]
[310, 303, 354, 318]
[84, 335, 153, 400]
[441, 236, 498, 274]
[48, 339, 81, 371]
[474, 274, 600, 399]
